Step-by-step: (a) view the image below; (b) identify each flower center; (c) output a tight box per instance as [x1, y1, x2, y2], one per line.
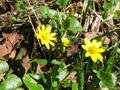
[41, 33, 48, 41]
[88, 45, 97, 54]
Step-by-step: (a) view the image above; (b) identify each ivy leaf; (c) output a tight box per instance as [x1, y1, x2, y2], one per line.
[0, 60, 9, 73]
[0, 74, 22, 90]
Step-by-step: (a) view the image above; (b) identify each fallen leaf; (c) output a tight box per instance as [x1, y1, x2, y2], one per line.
[66, 71, 77, 83]
[0, 32, 23, 60]
[84, 31, 101, 40]
[115, 2, 120, 11]
[9, 49, 16, 59]
[0, 73, 5, 81]
[66, 44, 79, 57]
[22, 55, 30, 73]
[94, 0, 103, 3]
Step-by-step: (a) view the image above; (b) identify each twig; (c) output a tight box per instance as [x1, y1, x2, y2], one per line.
[26, 0, 41, 26]
[28, 15, 46, 59]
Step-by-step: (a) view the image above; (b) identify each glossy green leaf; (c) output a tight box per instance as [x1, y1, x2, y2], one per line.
[23, 74, 44, 90]
[30, 59, 48, 65]
[48, 9, 57, 19]
[51, 59, 61, 65]
[72, 82, 78, 90]
[0, 60, 9, 73]
[103, 1, 113, 11]
[12, 88, 24, 90]
[63, 79, 71, 88]
[16, 0, 24, 13]
[57, 69, 68, 81]
[52, 81, 58, 87]
[69, 17, 84, 33]
[64, 17, 84, 34]
[0, 74, 22, 90]
[39, 6, 49, 18]
[56, 0, 69, 9]
[16, 48, 26, 60]
[97, 70, 117, 89]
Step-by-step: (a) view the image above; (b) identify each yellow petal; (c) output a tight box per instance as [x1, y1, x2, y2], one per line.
[37, 25, 41, 33]
[61, 37, 70, 47]
[49, 33, 56, 40]
[41, 40, 46, 45]
[91, 54, 98, 63]
[85, 52, 91, 57]
[45, 42, 50, 50]
[96, 53, 103, 61]
[48, 41, 55, 46]
[84, 38, 91, 46]
[97, 41, 102, 48]
[42, 25, 45, 31]
[36, 34, 41, 39]
[92, 39, 97, 44]
[81, 45, 88, 51]
[97, 48, 105, 53]
[45, 25, 51, 33]
[50, 33, 56, 37]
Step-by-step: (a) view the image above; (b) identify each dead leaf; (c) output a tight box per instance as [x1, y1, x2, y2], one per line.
[91, 17, 101, 32]
[84, 15, 104, 32]
[66, 71, 77, 83]
[115, 2, 120, 11]
[0, 32, 23, 60]
[94, 0, 103, 3]
[84, 31, 102, 40]
[9, 49, 16, 59]
[36, 64, 43, 74]
[66, 44, 79, 57]
[0, 73, 5, 81]
[106, 10, 114, 28]
[84, 15, 94, 31]
[22, 55, 30, 73]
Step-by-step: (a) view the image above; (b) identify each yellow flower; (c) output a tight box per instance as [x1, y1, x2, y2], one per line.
[61, 37, 70, 47]
[82, 38, 105, 63]
[36, 24, 56, 50]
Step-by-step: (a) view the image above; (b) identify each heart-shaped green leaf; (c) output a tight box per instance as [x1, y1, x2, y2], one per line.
[0, 60, 9, 73]
[0, 74, 22, 90]
[97, 70, 117, 89]
[23, 74, 44, 90]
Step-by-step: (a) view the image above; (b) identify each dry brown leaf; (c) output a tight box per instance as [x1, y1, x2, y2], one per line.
[22, 55, 30, 73]
[0, 73, 5, 80]
[36, 64, 43, 74]
[84, 15, 94, 31]
[107, 10, 114, 28]
[0, 32, 23, 60]
[91, 17, 101, 32]
[115, 2, 120, 11]
[94, 0, 103, 3]
[66, 44, 79, 57]
[36, 64, 50, 74]
[84, 31, 102, 40]
[84, 15, 104, 32]
[9, 49, 16, 59]
[66, 71, 77, 83]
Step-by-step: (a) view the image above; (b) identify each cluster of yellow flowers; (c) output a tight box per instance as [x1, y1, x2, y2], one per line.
[36, 24, 105, 63]
[36, 24, 70, 50]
